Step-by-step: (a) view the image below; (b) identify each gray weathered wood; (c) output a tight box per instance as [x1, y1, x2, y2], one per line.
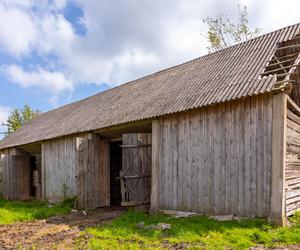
[285, 101, 300, 217]
[153, 94, 274, 218]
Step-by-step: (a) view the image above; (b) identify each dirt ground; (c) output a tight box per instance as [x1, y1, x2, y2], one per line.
[0, 207, 125, 250]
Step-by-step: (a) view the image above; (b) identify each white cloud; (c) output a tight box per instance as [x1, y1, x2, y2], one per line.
[0, 4, 37, 57]
[4, 64, 73, 94]
[0, 0, 300, 102]
[0, 106, 11, 139]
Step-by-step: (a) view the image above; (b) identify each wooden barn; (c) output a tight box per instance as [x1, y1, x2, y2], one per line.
[1, 24, 300, 225]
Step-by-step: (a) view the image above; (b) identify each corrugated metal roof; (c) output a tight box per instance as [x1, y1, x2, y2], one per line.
[1, 23, 300, 149]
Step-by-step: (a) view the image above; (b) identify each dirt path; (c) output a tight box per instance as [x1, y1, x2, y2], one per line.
[0, 207, 125, 250]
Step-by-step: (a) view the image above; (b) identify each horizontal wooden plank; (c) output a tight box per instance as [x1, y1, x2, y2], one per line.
[286, 195, 300, 205]
[286, 162, 300, 170]
[287, 202, 300, 213]
[120, 144, 151, 148]
[286, 189, 300, 199]
[286, 177, 300, 186]
[286, 170, 300, 179]
[121, 201, 150, 206]
[287, 110, 300, 126]
[118, 175, 151, 179]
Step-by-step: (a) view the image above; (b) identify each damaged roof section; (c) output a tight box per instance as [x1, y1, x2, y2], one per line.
[1, 23, 300, 149]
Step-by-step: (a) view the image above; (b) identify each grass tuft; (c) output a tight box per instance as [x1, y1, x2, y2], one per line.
[0, 198, 74, 225]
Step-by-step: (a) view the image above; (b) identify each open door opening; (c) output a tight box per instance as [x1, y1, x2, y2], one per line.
[30, 156, 37, 197]
[110, 141, 122, 206]
[29, 154, 42, 199]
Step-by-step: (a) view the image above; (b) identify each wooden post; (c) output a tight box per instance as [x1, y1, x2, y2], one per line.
[150, 120, 159, 213]
[269, 92, 287, 226]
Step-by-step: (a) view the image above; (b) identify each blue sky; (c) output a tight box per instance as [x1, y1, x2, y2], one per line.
[0, 0, 300, 137]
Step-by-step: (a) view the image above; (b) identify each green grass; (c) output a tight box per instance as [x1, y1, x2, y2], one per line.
[82, 210, 300, 250]
[0, 198, 74, 224]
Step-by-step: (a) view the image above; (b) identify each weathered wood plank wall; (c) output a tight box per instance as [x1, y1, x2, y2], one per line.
[121, 133, 151, 205]
[0, 152, 4, 196]
[42, 133, 110, 208]
[42, 136, 77, 202]
[75, 133, 110, 209]
[1, 148, 31, 200]
[152, 94, 273, 217]
[286, 108, 300, 216]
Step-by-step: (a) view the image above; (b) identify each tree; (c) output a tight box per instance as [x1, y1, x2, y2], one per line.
[6, 105, 41, 134]
[203, 5, 261, 52]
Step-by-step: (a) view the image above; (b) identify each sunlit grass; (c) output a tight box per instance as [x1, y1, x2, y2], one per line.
[0, 198, 74, 224]
[82, 210, 300, 250]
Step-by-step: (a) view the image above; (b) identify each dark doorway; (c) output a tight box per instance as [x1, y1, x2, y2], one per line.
[30, 156, 36, 197]
[29, 154, 42, 199]
[110, 141, 122, 206]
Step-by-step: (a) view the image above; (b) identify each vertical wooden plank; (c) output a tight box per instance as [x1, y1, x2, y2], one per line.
[219, 104, 227, 213]
[187, 111, 192, 210]
[204, 107, 211, 213]
[164, 117, 171, 208]
[225, 102, 231, 213]
[256, 96, 265, 217]
[151, 119, 160, 212]
[191, 111, 198, 212]
[238, 100, 245, 215]
[244, 98, 251, 216]
[269, 92, 287, 226]
[230, 101, 239, 215]
[177, 114, 184, 210]
[197, 109, 205, 213]
[213, 105, 221, 214]
[250, 96, 257, 216]
[172, 114, 179, 209]
[266, 95, 273, 215]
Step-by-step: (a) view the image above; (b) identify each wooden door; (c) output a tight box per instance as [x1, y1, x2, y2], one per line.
[120, 133, 151, 206]
[3, 154, 31, 200]
[75, 134, 110, 209]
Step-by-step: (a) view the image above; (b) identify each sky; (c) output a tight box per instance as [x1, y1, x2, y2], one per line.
[0, 0, 300, 137]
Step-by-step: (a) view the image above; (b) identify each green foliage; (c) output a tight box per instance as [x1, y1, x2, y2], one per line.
[203, 5, 261, 52]
[0, 199, 73, 225]
[81, 210, 300, 249]
[6, 105, 41, 134]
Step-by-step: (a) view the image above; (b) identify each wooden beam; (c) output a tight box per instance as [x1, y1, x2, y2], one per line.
[275, 72, 295, 78]
[269, 52, 299, 62]
[150, 119, 160, 213]
[265, 58, 297, 68]
[287, 95, 300, 116]
[269, 92, 287, 226]
[119, 144, 151, 148]
[276, 44, 300, 51]
[121, 201, 150, 206]
[263, 64, 300, 75]
[285, 52, 300, 81]
[273, 55, 288, 73]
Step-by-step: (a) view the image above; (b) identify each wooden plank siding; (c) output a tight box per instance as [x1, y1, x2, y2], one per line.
[286, 108, 300, 216]
[152, 94, 274, 217]
[0, 148, 31, 200]
[75, 133, 110, 209]
[121, 133, 152, 205]
[41, 133, 110, 209]
[42, 136, 77, 202]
